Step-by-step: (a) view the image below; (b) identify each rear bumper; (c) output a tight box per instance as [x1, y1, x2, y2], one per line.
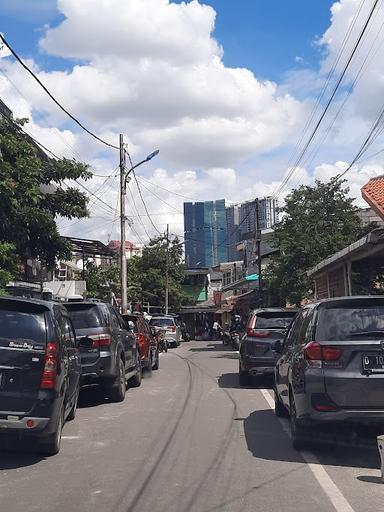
[240, 355, 275, 374]
[81, 352, 115, 383]
[305, 409, 384, 425]
[0, 416, 50, 431]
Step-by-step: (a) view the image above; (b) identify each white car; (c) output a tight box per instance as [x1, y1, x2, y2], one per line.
[149, 316, 181, 347]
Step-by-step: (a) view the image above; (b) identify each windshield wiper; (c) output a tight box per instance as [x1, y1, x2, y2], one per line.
[349, 330, 384, 338]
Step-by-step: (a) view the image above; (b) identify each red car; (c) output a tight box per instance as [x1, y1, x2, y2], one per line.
[123, 314, 159, 371]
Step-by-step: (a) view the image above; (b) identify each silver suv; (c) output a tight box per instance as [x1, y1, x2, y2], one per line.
[274, 296, 384, 449]
[149, 316, 181, 347]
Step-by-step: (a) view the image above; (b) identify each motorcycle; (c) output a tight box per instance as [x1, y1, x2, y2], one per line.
[230, 331, 241, 351]
[155, 328, 168, 353]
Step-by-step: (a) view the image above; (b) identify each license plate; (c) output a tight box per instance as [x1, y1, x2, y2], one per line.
[362, 354, 384, 373]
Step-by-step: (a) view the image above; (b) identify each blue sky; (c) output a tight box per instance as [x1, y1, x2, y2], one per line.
[1, 0, 334, 78]
[1, 0, 382, 241]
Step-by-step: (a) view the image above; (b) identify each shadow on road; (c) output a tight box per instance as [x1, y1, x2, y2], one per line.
[243, 409, 380, 469]
[0, 436, 44, 469]
[218, 372, 274, 390]
[189, 342, 229, 353]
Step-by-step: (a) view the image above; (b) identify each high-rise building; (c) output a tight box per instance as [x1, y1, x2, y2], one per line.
[184, 200, 227, 268]
[226, 205, 240, 261]
[239, 197, 278, 239]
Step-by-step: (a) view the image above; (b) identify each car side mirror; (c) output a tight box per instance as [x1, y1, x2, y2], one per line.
[78, 336, 94, 348]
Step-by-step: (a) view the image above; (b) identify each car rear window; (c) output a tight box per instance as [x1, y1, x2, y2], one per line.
[316, 302, 384, 341]
[66, 304, 103, 329]
[0, 308, 46, 345]
[254, 312, 296, 330]
[149, 318, 174, 327]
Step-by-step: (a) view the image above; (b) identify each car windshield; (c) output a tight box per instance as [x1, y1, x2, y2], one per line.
[66, 305, 103, 329]
[149, 318, 174, 327]
[316, 304, 384, 341]
[0, 308, 46, 344]
[255, 312, 296, 330]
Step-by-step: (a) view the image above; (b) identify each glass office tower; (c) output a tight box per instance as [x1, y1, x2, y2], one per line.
[184, 200, 228, 268]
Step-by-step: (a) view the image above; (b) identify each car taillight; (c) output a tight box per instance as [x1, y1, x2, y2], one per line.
[90, 334, 112, 348]
[40, 342, 59, 389]
[304, 341, 343, 364]
[246, 327, 270, 338]
[168, 326, 176, 332]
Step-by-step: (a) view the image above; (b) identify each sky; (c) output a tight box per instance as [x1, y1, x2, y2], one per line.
[1, 0, 384, 244]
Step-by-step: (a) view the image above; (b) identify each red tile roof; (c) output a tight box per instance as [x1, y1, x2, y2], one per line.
[361, 176, 384, 221]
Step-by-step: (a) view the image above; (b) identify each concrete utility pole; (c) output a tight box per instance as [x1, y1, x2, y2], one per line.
[120, 134, 128, 314]
[165, 223, 169, 315]
[255, 198, 262, 294]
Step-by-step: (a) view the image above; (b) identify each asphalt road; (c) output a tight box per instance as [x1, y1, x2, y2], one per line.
[0, 340, 383, 512]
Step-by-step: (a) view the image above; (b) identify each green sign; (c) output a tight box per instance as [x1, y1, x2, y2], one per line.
[245, 274, 259, 281]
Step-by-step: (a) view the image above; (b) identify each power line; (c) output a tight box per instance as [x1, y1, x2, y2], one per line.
[136, 175, 194, 200]
[132, 170, 162, 235]
[272, 0, 380, 199]
[0, 33, 119, 150]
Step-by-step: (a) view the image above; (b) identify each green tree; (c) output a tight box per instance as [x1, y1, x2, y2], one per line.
[126, 235, 188, 310]
[264, 178, 362, 305]
[84, 262, 120, 300]
[0, 117, 91, 276]
[0, 242, 17, 294]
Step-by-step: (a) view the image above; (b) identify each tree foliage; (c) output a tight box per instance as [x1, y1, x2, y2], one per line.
[264, 178, 362, 305]
[84, 262, 120, 300]
[0, 118, 91, 276]
[126, 236, 188, 310]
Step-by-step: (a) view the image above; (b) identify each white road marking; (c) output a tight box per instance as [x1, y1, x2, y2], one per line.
[61, 435, 80, 440]
[260, 389, 355, 512]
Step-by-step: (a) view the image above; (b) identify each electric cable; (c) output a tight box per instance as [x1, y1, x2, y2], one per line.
[0, 33, 118, 150]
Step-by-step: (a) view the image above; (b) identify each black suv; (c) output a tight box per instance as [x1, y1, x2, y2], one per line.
[0, 297, 81, 455]
[239, 308, 297, 386]
[65, 302, 141, 401]
[274, 296, 384, 449]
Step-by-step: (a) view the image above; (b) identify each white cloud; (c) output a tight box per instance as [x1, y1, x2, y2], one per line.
[3, 0, 384, 244]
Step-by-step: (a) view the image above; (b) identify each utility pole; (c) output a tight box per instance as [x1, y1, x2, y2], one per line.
[255, 198, 262, 295]
[120, 134, 128, 314]
[165, 223, 169, 315]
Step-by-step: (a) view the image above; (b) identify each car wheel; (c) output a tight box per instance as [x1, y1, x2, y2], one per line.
[290, 395, 308, 450]
[274, 387, 288, 418]
[67, 385, 80, 421]
[39, 405, 64, 456]
[152, 349, 160, 370]
[239, 362, 250, 386]
[145, 353, 153, 376]
[128, 353, 142, 388]
[107, 358, 126, 402]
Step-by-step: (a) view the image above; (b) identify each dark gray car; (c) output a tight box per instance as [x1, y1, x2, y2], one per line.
[239, 308, 297, 386]
[274, 296, 384, 449]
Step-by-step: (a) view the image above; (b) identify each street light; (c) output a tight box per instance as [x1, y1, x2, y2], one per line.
[120, 140, 160, 314]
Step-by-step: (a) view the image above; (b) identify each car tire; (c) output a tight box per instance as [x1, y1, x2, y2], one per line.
[67, 385, 80, 421]
[128, 353, 142, 388]
[145, 354, 153, 376]
[274, 387, 288, 418]
[152, 349, 160, 370]
[290, 395, 308, 450]
[107, 358, 126, 402]
[239, 361, 250, 386]
[39, 405, 64, 456]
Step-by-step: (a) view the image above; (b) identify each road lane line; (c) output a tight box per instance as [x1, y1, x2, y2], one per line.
[260, 389, 355, 512]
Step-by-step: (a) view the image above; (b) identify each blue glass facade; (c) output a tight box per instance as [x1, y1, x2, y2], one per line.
[184, 200, 228, 268]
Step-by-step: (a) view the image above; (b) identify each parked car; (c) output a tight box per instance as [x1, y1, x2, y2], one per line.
[149, 315, 181, 347]
[0, 296, 81, 455]
[274, 296, 384, 449]
[123, 313, 159, 371]
[64, 301, 141, 402]
[239, 308, 297, 386]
